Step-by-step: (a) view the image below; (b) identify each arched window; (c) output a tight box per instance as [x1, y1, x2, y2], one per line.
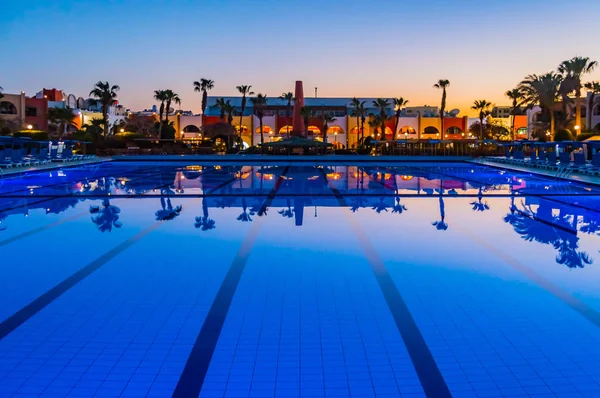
[0, 101, 17, 115]
[423, 126, 439, 135]
[446, 126, 462, 135]
[183, 125, 201, 133]
[278, 125, 293, 135]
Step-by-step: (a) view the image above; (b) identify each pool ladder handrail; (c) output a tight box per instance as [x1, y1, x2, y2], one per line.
[555, 165, 573, 180]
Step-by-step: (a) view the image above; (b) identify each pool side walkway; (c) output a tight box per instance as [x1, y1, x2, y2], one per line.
[113, 154, 472, 163]
[472, 158, 600, 186]
[0, 157, 110, 177]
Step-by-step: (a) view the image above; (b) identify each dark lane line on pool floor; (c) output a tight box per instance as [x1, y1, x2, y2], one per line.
[0, 212, 88, 249]
[320, 169, 452, 398]
[0, 222, 161, 341]
[173, 166, 289, 398]
[457, 225, 600, 330]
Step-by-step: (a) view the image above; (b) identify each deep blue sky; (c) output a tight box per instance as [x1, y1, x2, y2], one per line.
[2, 0, 599, 115]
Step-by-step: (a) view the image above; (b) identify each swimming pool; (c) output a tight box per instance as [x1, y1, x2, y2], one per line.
[1, 161, 600, 398]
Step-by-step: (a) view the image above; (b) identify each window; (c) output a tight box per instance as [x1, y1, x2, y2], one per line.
[25, 106, 38, 117]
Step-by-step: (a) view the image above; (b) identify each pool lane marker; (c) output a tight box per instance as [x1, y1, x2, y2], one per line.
[320, 169, 452, 398]
[173, 166, 289, 398]
[0, 223, 161, 341]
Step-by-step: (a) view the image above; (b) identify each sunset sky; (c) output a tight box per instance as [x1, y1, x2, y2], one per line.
[2, 0, 600, 116]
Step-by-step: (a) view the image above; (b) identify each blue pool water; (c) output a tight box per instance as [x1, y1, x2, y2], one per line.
[1, 161, 600, 398]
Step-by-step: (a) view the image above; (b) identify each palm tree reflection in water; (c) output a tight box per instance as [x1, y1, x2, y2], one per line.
[237, 197, 255, 222]
[195, 197, 216, 231]
[470, 187, 490, 212]
[432, 194, 448, 231]
[278, 199, 294, 219]
[503, 199, 593, 269]
[155, 197, 182, 221]
[90, 199, 122, 232]
[392, 196, 407, 214]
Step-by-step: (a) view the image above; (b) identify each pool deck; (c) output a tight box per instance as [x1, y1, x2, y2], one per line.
[112, 154, 473, 163]
[472, 158, 600, 186]
[0, 157, 109, 177]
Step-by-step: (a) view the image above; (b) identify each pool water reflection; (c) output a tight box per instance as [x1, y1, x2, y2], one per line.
[1, 162, 600, 397]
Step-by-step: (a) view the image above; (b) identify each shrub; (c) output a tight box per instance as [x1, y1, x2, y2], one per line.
[554, 128, 573, 142]
[14, 131, 49, 141]
[576, 132, 600, 141]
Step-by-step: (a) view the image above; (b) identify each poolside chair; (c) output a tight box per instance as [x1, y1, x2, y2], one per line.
[538, 150, 547, 162]
[546, 152, 557, 167]
[559, 152, 570, 163]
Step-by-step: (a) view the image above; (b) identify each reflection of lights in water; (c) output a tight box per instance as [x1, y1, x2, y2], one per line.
[327, 173, 342, 180]
[517, 179, 523, 183]
[215, 165, 222, 170]
[400, 175, 413, 181]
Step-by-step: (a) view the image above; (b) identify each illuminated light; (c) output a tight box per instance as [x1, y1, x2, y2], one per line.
[120, 180, 126, 185]
[400, 175, 413, 181]
[517, 179, 523, 183]
[27, 125, 33, 130]
[120, 128, 124, 133]
[47, 208, 50, 211]
[574, 125, 580, 130]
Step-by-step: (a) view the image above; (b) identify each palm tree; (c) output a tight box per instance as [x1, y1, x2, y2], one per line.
[89, 199, 122, 232]
[350, 97, 366, 143]
[505, 88, 525, 141]
[434, 79, 450, 136]
[47, 106, 75, 139]
[193, 78, 214, 130]
[519, 73, 562, 137]
[153, 90, 167, 139]
[393, 97, 409, 138]
[584, 81, 600, 130]
[368, 114, 382, 138]
[155, 196, 182, 221]
[215, 97, 228, 120]
[279, 92, 294, 139]
[237, 85, 254, 143]
[0, 86, 3, 100]
[223, 100, 235, 125]
[89, 81, 120, 137]
[322, 113, 336, 147]
[300, 106, 312, 137]
[471, 99, 492, 141]
[558, 56, 598, 131]
[373, 98, 390, 140]
[250, 94, 268, 149]
[163, 89, 181, 128]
